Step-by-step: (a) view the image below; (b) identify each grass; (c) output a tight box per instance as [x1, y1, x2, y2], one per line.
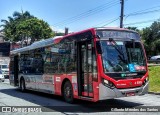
[148, 66, 160, 93]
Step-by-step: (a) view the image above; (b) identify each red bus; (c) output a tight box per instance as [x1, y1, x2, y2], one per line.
[9, 27, 149, 103]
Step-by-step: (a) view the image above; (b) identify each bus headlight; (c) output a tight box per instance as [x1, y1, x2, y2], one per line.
[104, 79, 109, 84]
[102, 78, 115, 89]
[143, 76, 149, 85]
[145, 76, 149, 81]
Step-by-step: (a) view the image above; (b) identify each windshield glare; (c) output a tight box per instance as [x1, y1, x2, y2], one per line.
[101, 40, 146, 73]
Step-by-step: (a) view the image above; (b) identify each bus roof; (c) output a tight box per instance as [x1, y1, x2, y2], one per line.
[10, 27, 138, 55]
[62, 27, 138, 38]
[10, 37, 62, 55]
[95, 27, 137, 32]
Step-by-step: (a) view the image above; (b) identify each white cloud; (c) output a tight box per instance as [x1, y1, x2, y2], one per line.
[50, 26, 64, 33]
[50, 26, 73, 33]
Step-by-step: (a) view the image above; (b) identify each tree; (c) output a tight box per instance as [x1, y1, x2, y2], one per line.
[1, 11, 54, 47]
[125, 26, 140, 33]
[16, 18, 54, 45]
[13, 11, 33, 20]
[0, 16, 16, 41]
[141, 21, 160, 56]
[55, 32, 64, 36]
[1, 11, 33, 41]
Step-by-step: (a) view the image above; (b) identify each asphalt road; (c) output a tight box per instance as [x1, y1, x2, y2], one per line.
[0, 79, 160, 115]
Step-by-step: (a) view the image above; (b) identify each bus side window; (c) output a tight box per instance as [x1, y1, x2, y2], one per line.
[65, 41, 76, 73]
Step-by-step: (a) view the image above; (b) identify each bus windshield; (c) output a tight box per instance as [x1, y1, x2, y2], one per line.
[100, 40, 146, 73]
[1, 65, 9, 69]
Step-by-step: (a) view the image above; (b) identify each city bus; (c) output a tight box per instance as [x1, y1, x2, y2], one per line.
[9, 27, 149, 103]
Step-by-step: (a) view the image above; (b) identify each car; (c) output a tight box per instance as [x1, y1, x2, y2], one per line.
[150, 55, 160, 60]
[0, 70, 5, 82]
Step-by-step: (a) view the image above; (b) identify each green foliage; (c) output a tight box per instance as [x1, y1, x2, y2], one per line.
[16, 18, 54, 43]
[149, 66, 160, 93]
[125, 26, 140, 33]
[55, 32, 64, 36]
[1, 11, 54, 46]
[142, 21, 160, 56]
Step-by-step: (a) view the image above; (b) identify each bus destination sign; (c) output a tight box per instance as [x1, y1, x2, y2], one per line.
[96, 30, 140, 40]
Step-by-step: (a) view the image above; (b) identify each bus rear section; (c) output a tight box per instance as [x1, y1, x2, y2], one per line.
[9, 28, 149, 103]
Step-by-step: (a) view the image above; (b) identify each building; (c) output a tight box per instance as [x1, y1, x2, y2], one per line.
[0, 32, 4, 42]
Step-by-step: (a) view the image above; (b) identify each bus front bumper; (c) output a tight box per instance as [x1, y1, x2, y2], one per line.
[99, 81, 149, 100]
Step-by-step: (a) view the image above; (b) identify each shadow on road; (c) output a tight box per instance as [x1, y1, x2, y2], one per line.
[0, 84, 143, 113]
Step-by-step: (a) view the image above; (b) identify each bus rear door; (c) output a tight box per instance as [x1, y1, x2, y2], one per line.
[9, 55, 19, 86]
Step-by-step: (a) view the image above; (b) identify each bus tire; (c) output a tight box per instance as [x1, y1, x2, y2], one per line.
[20, 78, 26, 92]
[63, 81, 74, 103]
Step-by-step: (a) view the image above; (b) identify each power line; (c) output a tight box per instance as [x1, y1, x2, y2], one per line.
[94, 0, 129, 27]
[124, 19, 160, 26]
[126, 5, 160, 16]
[96, 5, 160, 27]
[53, 0, 120, 27]
[93, 17, 119, 27]
[59, 1, 119, 26]
[125, 8, 160, 19]
[102, 17, 120, 26]
[132, 24, 151, 28]
[53, 1, 160, 29]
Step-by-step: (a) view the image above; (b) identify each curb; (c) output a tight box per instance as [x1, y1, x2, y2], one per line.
[148, 92, 160, 95]
[3, 82, 10, 84]
[1, 79, 10, 84]
[1, 81, 10, 84]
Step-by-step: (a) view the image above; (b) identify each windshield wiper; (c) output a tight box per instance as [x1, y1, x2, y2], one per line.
[109, 38, 127, 63]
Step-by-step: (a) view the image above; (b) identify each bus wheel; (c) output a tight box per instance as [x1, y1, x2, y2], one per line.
[63, 81, 74, 103]
[20, 78, 26, 92]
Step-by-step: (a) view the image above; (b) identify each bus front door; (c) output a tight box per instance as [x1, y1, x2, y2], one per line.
[77, 41, 93, 98]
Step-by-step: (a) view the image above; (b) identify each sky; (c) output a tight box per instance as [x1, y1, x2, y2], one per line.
[0, 0, 160, 33]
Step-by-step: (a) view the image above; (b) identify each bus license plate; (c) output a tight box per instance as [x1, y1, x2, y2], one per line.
[126, 92, 135, 97]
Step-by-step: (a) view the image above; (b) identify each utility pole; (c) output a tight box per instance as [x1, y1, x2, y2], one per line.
[65, 27, 69, 35]
[120, 0, 124, 28]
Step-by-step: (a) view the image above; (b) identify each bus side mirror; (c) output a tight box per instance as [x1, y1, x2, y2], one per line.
[96, 35, 100, 39]
[96, 41, 102, 54]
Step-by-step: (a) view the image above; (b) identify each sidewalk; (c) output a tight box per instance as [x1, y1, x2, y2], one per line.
[2, 78, 10, 84]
